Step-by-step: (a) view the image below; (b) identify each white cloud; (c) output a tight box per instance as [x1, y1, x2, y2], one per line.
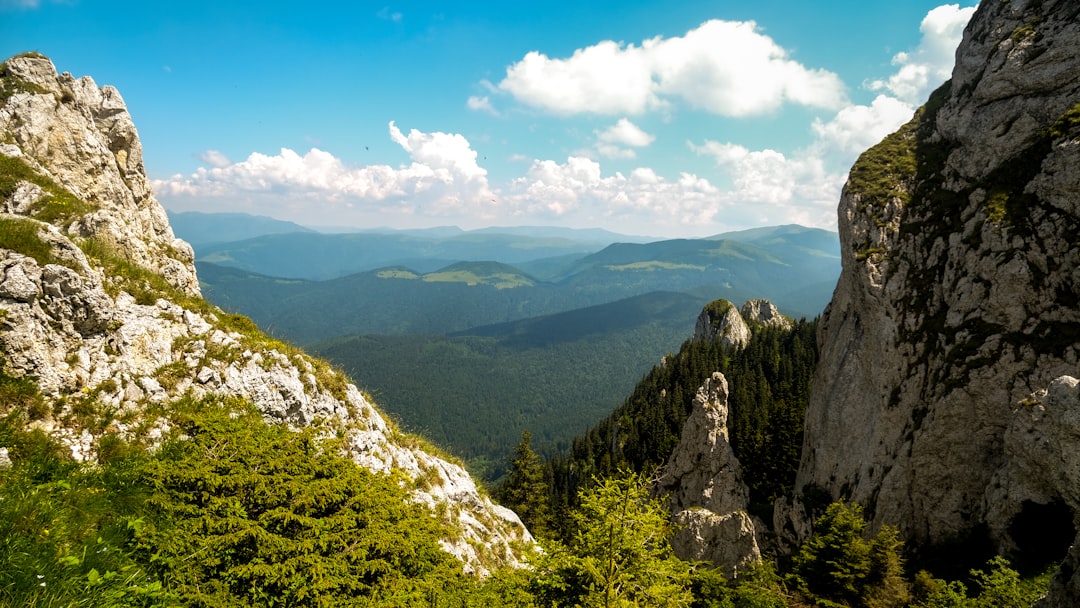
[690, 140, 845, 215]
[503, 156, 728, 229]
[154, 123, 496, 223]
[497, 19, 846, 117]
[198, 149, 232, 168]
[466, 95, 498, 115]
[868, 3, 977, 104]
[499, 43, 660, 115]
[594, 118, 655, 159]
[597, 118, 655, 147]
[810, 95, 915, 156]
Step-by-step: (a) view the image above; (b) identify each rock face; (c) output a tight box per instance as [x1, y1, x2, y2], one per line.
[656, 372, 761, 579]
[741, 298, 792, 331]
[693, 298, 790, 348]
[0, 54, 530, 575]
[796, 0, 1080, 598]
[0, 54, 199, 297]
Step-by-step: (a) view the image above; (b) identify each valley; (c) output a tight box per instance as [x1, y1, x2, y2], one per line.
[177, 216, 840, 477]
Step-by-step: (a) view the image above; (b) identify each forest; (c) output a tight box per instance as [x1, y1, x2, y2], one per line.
[0, 388, 1050, 607]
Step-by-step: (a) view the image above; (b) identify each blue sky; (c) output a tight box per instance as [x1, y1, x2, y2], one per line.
[2, 0, 978, 237]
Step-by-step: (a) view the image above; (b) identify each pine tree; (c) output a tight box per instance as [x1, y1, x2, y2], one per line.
[498, 430, 555, 539]
[533, 470, 693, 608]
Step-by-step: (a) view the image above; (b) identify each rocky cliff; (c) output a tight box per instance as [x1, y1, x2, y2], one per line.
[656, 371, 761, 579]
[0, 53, 530, 575]
[796, 0, 1080, 602]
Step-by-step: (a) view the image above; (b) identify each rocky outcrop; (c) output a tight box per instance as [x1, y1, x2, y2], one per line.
[656, 372, 761, 578]
[0, 55, 531, 575]
[795, 0, 1080, 599]
[741, 298, 792, 330]
[0, 54, 199, 297]
[693, 299, 750, 347]
[693, 298, 791, 348]
[997, 377, 1080, 608]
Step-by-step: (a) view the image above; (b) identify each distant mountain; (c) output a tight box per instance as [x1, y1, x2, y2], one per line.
[197, 227, 840, 344]
[167, 210, 314, 250]
[193, 228, 635, 281]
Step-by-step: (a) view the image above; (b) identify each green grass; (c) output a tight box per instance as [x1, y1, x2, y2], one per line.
[0, 217, 66, 268]
[603, 261, 706, 272]
[0, 154, 94, 226]
[377, 268, 419, 279]
[422, 270, 533, 289]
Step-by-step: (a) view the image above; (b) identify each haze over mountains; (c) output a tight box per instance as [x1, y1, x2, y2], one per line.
[173, 212, 840, 475]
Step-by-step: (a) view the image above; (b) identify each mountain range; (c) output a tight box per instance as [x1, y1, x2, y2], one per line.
[175, 217, 840, 474]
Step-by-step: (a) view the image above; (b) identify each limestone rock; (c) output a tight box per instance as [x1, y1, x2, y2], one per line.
[693, 299, 751, 348]
[741, 299, 792, 330]
[794, 0, 1080, 602]
[996, 377, 1080, 608]
[656, 372, 760, 578]
[0, 55, 199, 297]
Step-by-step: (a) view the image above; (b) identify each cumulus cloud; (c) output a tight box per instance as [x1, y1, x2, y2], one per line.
[497, 19, 846, 117]
[503, 156, 728, 229]
[594, 118, 655, 159]
[154, 123, 496, 223]
[690, 140, 844, 218]
[597, 118, 655, 147]
[810, 95, 915, 157]
[868, 3, 977, 104]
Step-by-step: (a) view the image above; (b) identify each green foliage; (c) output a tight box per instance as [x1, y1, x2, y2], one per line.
[791, 501, 909, 608]
[0, 59, 51, 103]
[909, 556, 1050, 608]
[0, 413, 166, 607]
[130, 396, 459, 606]
[316, 291, 707, 480]
[967, 556, 1040, 608]
[532, 470, 693, 608]
[496, 431, 555, 539]
[549, 318, 818, 526]
[0, 217, 64, 268]
[729, 560, 790, 608]
[0, 365, 48, 420]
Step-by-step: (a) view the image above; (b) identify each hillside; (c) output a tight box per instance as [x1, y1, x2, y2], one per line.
[313, 290, 706, 479]
[165, 210, 314, 249]
[0, 51, 530, 589]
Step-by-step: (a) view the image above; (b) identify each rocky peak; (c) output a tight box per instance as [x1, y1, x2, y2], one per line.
[741, 298, 792, 330]
[0, 54, 530, 575]
[693, 298, 790, 348]
[1, 54, 199, 297]
[795, 0, 1080, 601]
[655, 372, 760, 579]
[693, 299, 749, 347]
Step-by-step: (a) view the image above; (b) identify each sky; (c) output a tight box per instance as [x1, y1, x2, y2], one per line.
[1, 0, 978, 238]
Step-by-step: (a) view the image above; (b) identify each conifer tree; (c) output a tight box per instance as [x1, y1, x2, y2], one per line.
[533, 470, 693, 608]
[498, 430, 555, 539]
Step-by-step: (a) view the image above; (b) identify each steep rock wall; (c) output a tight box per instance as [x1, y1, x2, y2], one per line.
[797, 0, 1080, 570]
